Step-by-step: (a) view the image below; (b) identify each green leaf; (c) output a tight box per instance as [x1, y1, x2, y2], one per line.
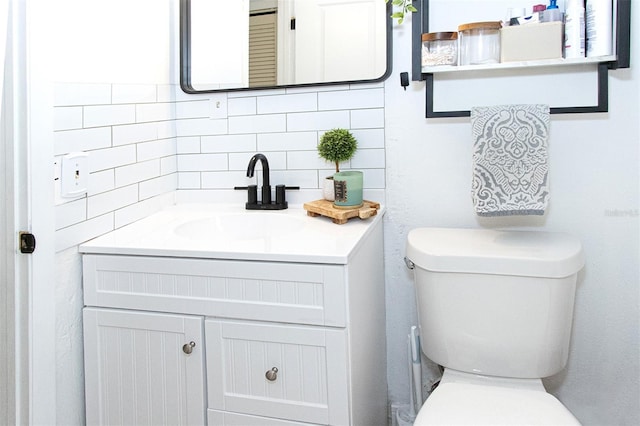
[407, 5, 418, 12]
[391, 12, 404, 18]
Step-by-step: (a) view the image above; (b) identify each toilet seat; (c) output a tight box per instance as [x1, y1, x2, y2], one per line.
[415, 380, 581, 425]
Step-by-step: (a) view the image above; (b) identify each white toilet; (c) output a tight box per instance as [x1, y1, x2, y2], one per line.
[405, 227, 585, 425]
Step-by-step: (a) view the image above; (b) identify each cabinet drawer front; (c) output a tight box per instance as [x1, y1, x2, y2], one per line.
[83, 255, 346, 326]
[207, 410, 318, 426]
[206, 320, 349, 425]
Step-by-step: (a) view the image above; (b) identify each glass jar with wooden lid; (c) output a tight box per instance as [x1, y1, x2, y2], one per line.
[458, 21, 502, 65]
[422, 32, 458, 68]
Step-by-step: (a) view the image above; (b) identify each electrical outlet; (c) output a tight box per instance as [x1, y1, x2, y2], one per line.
[61, 152, 88, 198]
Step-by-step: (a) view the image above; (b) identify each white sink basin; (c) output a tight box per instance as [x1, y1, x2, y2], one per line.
[174, 212, 306, 241]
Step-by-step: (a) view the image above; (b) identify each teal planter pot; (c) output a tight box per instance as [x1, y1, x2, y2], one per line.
[333, 171, 363, 208]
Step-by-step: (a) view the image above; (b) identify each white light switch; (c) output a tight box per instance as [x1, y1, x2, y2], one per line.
[61, 152, 88, 198]
[209, 94, 228, 119]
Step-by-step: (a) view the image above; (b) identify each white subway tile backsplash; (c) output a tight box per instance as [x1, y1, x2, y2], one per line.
[228, 152, 254, 171]
[54, 83, 111, 106]
[351, 108, 384, 129]
[351, 149, 386, 169]
[137, 138, 177, 162]
[55, 213, 114, 252]
[112, 122, 158, 146]
[88, 145, 137, 172]
[201, 171, 249, 189]
[54, 127, 112, 155]
[54, 107, 83, 131]
[228, 97, 257, 116]
[55, 198, 87, 230]
[157, 85, 177, 103]
[114, 192, 174, 229]
[112, 84, 157, 104]
[177, 153, 228, 172]
[319, 88, 384, 111]
[270, 170, 319, 189]
[257, 132, 318, 152]
[257, 93, 318, 114]
[287, 110, 350, 132]
[178, 172, 201, 189]
[88, 169, 115, 196]
[228, 114, 287, 134]
[287, 150, 327, 170]
[176, 100, 210, 119]
[228, 88, 285, 98]
[87, 185, 139, 219]
[139, 174, 177, 200]
[177, 136, 201, 154]
[84, 104, 136, 128]
[349, 81, 384, 90]
[229, 151, 286, 171]
[161, 156, 178, 175]
[286, 84, 350, 94]
[157, 120, 177, 139]
[201, 134, 257, 153]
[136, 102, 176, 123]
[351, 129, 385, 149]
[361, 168, 385, 189]
[115, 160, 160, 188]
[176, 118, 228, 137]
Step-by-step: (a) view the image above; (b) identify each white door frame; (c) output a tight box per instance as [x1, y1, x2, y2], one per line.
[3, 0, 56, 423]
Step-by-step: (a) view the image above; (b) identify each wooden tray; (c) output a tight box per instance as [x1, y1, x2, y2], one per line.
[303, 199, 380, 224]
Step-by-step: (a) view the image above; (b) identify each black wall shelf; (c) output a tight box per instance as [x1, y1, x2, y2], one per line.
[411, 0, 631, 118]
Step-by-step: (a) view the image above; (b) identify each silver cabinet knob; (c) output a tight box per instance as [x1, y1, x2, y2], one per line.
[265, 367, 278, 381]
[182, 341, 196, 355]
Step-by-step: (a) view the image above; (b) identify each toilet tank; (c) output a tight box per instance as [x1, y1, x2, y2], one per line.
[406, 228, 584, 379]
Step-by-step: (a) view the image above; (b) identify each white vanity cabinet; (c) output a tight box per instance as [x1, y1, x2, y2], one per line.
[81, 207, 386, 426]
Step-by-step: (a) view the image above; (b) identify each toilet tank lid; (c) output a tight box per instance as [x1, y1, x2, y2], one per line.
[406, 228, 584, 278]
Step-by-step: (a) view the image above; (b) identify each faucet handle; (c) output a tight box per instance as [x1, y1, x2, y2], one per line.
[275, 185, 286, 205]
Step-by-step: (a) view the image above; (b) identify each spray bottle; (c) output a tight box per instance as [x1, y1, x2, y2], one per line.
[542, 0, 563, 22]
[565, 0, 586, 58]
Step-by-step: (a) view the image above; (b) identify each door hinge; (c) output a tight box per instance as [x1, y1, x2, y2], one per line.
[19, 232, 36, 254]
[290, 17, 296, 30]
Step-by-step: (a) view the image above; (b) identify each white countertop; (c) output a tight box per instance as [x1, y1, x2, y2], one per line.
[79, 203, 385, 264]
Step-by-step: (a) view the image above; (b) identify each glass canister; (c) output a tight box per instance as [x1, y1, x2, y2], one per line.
[421, 32, 458, 67]
[458, 21, 502, 65]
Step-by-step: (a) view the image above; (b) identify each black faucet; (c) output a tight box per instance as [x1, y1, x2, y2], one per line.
[236, 153, 299, 210]
[247, 153, 272, 204]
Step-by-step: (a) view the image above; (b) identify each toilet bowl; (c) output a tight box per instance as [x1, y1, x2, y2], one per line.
[405, 228, 584, 425]
[414, 369, 580, 425]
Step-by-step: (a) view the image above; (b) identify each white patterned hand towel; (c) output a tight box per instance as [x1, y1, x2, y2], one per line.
[471, 104, 550, 217]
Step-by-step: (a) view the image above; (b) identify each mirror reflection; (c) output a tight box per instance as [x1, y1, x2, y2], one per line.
[180, 0, 391, 93]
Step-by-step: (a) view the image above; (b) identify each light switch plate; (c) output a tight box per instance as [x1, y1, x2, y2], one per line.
[209, 94, 228, 119]
[61, 152, 89, 198]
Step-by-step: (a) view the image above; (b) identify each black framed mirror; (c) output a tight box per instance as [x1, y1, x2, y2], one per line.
[180, 0, 392, 93]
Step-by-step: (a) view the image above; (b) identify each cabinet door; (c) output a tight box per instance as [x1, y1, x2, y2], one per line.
[83, 308, 206, 426]
[206, 320, 349, 425]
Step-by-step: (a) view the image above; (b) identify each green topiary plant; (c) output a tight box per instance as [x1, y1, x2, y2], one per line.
[318, 128, 358, 173]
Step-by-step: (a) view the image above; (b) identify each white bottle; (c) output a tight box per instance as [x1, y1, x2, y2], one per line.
[565, 0, 585, 58]
[586, 0, 613, 57]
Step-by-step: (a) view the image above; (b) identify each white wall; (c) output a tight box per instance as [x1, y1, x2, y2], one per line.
[46, 1, 638, 425]
[384, 7, 639, 426]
